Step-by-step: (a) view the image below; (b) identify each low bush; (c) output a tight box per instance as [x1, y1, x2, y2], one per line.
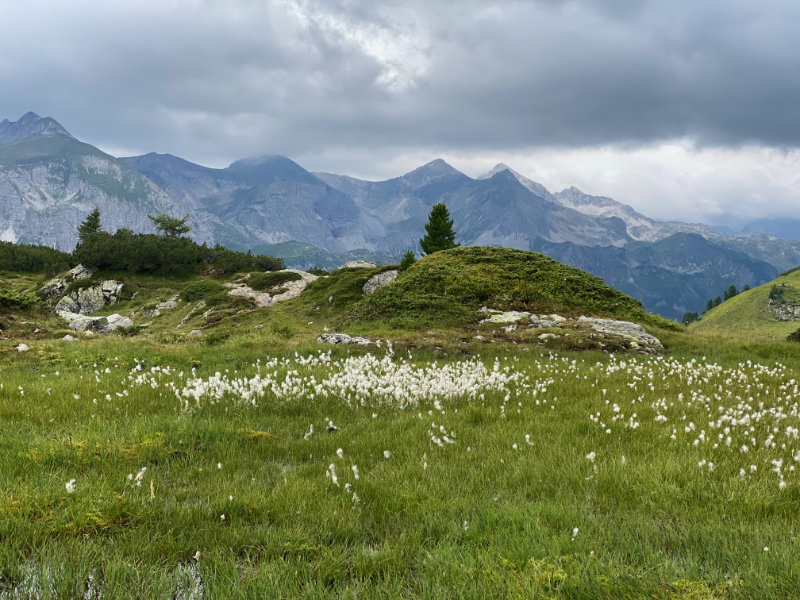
[181, 280, 225, 303]
[248, 271, 301, 291]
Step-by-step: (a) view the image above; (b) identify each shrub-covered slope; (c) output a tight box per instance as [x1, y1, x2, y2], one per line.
[355, 246, 673, 329]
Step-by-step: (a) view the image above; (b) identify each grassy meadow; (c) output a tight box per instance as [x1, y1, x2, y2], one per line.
[2, 251, 800, 597]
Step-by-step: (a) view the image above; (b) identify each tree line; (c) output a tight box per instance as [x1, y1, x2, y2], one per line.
[72, 209, 284, 274]
[682, 283, 751, 325]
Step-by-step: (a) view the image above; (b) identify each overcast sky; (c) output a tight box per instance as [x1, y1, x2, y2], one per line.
[2, 0, 800, 226]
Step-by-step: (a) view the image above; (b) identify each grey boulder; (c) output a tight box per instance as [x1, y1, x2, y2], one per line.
[362, 270, 398, 296]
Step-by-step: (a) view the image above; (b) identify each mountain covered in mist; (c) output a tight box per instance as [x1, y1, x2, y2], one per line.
[0, 112, 794, 319]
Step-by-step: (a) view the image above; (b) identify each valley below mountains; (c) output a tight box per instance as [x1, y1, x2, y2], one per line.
[1, 112, 796, 320]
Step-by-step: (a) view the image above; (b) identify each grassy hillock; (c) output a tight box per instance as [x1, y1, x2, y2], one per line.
[689, 267, 800, 341]
[356, 246, 675, 330]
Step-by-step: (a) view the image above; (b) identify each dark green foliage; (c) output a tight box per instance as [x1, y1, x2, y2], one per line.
[705, 299, 714, 312]
[769, 284, 787, 302]
[788, 328, 800, 343]
[357, 246, 673, 329]
[148, 213, 191, 238]
[713, 296, 722, 307]
[419, 203, 458, 255]
[0, 241, 73, 274]
[780, 266, 800, 277]
[247, 271, 301, 291]
[682, 312, 699, 326]
[180, 280, 225, 303]
[743, 283, 751, 291]
[399, 250, 417, 271]
[723, 284, 738, 300]
[77, 207, 101, 244]
[72, 221, 283, 275]
[74, 229, 205, 274]
[207, 246, 284, 274]
[0, 285, 39, 310]
[307, 267, 329, 276]
[204, 293, 252, 309]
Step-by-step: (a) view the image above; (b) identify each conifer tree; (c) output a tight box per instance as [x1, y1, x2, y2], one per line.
[77, 208, 102, 245]
[420, 203, 458, 255]
[399, 250, 417, 271]
[148, 213, 191, 238]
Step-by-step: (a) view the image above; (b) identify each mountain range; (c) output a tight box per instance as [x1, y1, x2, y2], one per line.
[0, 112, 796, 320]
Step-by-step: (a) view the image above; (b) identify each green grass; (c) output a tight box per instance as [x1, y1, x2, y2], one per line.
[1, 332, 800, 597]
[690, 269, 800, 341]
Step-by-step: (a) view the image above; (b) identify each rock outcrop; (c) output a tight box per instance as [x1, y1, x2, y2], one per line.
[54, 280, 124, 315]
[57, 311, 133, 333]
[225, 270, 319, 308]
[343, 260, 378, 269]
[477, 307, 663, 353]
[362, 270, 398, 296]
[768, 300, 800, 321]
[576, 316, 664, 352]
[316, 333, 373, 346]
[40, 264, 94, 298]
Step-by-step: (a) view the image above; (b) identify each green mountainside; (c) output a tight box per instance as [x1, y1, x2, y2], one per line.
[689, 267, 800, 341]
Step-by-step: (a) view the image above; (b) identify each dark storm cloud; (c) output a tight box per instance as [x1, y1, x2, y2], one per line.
[1, 0, 799, 166]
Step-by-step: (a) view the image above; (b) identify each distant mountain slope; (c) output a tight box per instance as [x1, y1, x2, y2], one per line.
[0, 133, 208, 250]
[689, 268, 800, 341]
[317, 161, 632, 254]
[493, 167, 800, 271]
[123, 153, 380, 252]
[530, 233, 777, 320]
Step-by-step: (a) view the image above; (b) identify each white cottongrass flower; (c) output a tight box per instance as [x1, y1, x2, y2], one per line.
[65, 479, 76, 493]
[327, 463, 339, 486]
[383, 450, 391, 459]
[336, 448, 344, 459]
[352, 465, 360, 480]
[217, 463, 222, 470]
[133, 466, 147, 486]
[571, 527, 579, 541]
[586, 452, 596, 462]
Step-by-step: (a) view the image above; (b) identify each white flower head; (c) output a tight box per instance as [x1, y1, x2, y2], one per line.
[65, 479, 76, 493]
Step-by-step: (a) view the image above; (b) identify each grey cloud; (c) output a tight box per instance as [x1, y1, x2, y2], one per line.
[1, 0, 800, 167]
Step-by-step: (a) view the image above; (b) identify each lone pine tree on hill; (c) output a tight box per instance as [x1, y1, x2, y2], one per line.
[420, 203, 458, 255]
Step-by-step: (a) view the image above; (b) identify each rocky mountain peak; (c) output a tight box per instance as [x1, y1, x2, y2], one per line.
[398, 158, 465, 189]
[0, 112, 73, 146]
[480, 163, 554, 201]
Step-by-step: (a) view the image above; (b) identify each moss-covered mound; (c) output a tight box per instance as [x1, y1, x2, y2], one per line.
[354, 246, 671, 329]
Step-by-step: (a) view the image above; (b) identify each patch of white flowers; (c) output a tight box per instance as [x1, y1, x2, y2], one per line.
[583, 355, 800, 490]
